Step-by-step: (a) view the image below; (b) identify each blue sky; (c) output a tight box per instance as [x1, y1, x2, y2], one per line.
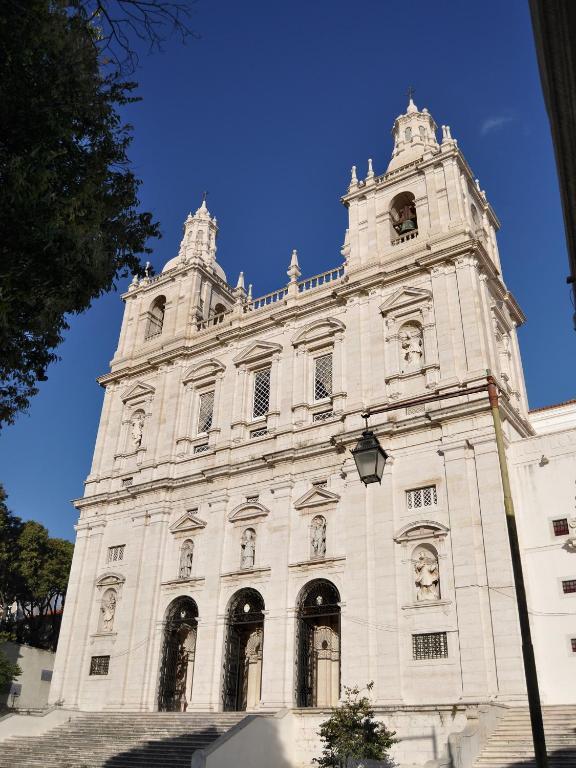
[1, 0, 574, 542]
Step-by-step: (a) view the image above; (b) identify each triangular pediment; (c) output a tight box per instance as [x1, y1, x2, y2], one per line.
[182, 359, 226, 385]
[121, 381, 155, 403]
[394, 520, 449, 543]
[228, 502, 270, 522]
[233, 341, 283, 366]
[379, 286, 432, 316]
[292, 317, 346, 348]
[170, 511, 207, 534]
[294, 486, 340, 510]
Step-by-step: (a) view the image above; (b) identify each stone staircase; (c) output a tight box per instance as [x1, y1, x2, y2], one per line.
[474, 706, 576, 768]
[0, 711, 248, 768]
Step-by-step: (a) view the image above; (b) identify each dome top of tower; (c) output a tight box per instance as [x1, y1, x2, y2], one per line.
[386, 96, 439, 173]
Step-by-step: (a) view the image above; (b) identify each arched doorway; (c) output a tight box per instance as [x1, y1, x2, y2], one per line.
[222, 588, 265, 711]
[295, 579, 341, 708]
[158, 597, 198, 712]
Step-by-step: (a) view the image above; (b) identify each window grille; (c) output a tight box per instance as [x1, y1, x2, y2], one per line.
[314, 354, 333, 401]
[122, 477, 133, 488]
[193, 443, 209, 454]
[107, 545, 125, 563]
[406, 486, 437, 510]
[412, 632, 448, 660]
[406, 404, 425, 415]
[250, 427, 268, 439]
[571, 638, 576, 654]
[562, 579, 576, 594]
[246, 495, 259, 502]
[40, 669, 52, 682]
[313, 410, 334, 422]
[197, 391, 215, 434]
[252, 368, 271, 419]
[553, 518, 570, 536]
[89, 655, 110, 676]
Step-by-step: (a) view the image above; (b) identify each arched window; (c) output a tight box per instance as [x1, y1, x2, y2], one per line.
[295, 579, 341, 707]
[98, 588, 117, 633]
[399, 321, 424, 373]
[419, 125, 426, 141]
[158, 597, 199, 711]
[145, 296, 166, 340]
[412, 543, 440, 602]
[222, 588, 265, 711]
[390, 191, 418, 239]
[310, 515, 326, 559]
[471, 203, 479, 225]
[213, 303, 226, 325]
[240, 528, 256, 569]
[179, 539, 194, 579]
[404, 126, 412, 142]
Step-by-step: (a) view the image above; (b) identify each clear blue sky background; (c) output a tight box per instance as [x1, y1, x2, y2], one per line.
[1, 0, 574, 542]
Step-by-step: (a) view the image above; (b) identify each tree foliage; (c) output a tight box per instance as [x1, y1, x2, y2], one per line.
[0, 0, 164, 427]
[0, 639, 21, 691]
[0, 486, 74, 651]
[314, 683, 397, 768]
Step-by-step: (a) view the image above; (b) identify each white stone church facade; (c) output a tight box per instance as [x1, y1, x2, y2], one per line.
[50, 99, 576, 751]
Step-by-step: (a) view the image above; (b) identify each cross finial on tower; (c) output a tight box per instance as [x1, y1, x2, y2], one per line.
[202, 190, 208, 203]
[407, 85, 415, 101]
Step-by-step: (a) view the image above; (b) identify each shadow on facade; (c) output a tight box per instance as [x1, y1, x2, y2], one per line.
[101, 722, 290, 768]
[443, 743, 576, 768]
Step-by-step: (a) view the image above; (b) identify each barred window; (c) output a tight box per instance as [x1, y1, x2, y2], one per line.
[197, 391, 215, 434]
[89, 655, 110, 676]
[193, 443, 209, 454]
[314, 354, 333, 401]
[107, 545, 125, 563]
[252, 367, 271, 419]
[553, 518, 569, 536]
[313, 410, 334, 422]
[406, 485, 437, 510]
[412, 632, 448, 660]
[562, 580, 576, 594]
[250, 427, 268, 439]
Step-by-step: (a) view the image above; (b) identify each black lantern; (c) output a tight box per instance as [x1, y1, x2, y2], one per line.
[351, 429, 388, 485]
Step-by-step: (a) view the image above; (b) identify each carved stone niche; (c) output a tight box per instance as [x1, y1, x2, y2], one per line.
[393, 521, 450, 609]
[379, 286, 439, 400]
[116, 381, 156, 469]
[94, 573, 125, 637]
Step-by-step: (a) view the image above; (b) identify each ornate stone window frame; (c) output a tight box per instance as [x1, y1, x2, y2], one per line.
[394, 520, 450, 609]
[116, 381, 155, 467]
[176, 359, 225, 456]
[231, 341, 283, 441]
[380, 287, 439, 398]
[291, 318, 346, 425]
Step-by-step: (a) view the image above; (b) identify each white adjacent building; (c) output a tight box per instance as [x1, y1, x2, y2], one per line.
[49, 97, 576, 758]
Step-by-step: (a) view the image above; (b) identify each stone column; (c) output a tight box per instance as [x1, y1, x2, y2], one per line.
[441, 440, 497, 701]
[471, 436, 526, 700]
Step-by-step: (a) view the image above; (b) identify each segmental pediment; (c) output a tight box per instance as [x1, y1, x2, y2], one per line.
[292, 317, 346, 348]
[393, 520, 449, 543]
[182, 359, 226, 386]
[228, 502, 271, 522]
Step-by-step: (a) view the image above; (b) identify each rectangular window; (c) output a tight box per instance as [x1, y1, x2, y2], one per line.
[406, 485, 438, 510]
[412, 632, 448, 660]
[571, 638, 576, 654]
[107, 545, 125, 563]
[40, 669, 53, 682]
[193, 443, 209, 454]
[562, 579, 576, 594]
[89, 655, 110, 676]
[252, 367, 271, 419]
[197, 391, 215, 434]
[314, 354, 333, 401]
[553, 518, 570, 536]
[250, 427, 268, 439]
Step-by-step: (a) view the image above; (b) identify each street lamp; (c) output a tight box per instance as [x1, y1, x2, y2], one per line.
[350, 377, 548, 768]
[351, 428, 388, 485]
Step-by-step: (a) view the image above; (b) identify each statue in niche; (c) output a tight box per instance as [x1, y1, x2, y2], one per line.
[130, 411, 145, 448]
[101, 589, 117, 632]
[241, 528, 256, 569]
[179, 540, 194, 579]
[414, 549, 440, 601]
[311, 516, 327, 559]
[400, 325, 423, 372]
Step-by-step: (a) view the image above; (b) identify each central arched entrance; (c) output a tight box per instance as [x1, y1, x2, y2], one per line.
[158, 597, 198, 712]
[295, 579, 341, 708]
[222, 588, 265, 711]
